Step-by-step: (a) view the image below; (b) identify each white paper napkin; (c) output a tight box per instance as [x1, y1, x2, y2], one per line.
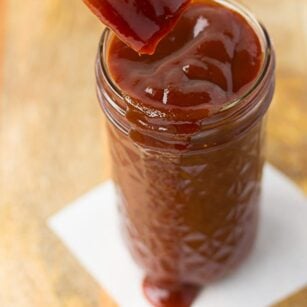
[49, 164, 307, 307]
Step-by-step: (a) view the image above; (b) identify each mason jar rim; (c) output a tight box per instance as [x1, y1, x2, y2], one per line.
[96, 0, 273, 125]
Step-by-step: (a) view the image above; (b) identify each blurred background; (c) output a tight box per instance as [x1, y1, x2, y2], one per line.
[0, 0, 306, 306]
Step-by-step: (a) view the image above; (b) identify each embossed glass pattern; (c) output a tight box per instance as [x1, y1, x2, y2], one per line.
[96, 0, 275, 291]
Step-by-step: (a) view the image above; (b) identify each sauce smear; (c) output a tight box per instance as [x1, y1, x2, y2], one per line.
[143, 277, 200, 307]
[84, 0, 190, 54]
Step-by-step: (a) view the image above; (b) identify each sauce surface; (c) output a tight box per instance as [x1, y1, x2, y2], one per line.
[84, 0, 190, 54]
[107, 0, 262, 132]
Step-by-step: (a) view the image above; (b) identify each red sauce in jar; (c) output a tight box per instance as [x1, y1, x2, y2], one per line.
[95, 1, 274, 307]
[83, 0, 190, 54]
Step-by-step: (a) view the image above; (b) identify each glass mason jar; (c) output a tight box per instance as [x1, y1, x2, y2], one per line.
[96, 0, 275, 291]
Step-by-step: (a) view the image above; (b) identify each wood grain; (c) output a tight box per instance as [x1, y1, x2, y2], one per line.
[0, 0, 306, 306]
[0, 0, 6, 88]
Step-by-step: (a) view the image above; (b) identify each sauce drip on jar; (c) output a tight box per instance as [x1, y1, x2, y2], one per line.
[143, 277, 200, 307]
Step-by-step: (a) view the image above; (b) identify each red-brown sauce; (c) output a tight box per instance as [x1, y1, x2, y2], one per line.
[143, 277, 200, 307]
[95, 1, 271, 307]
[83, 0, 190, 54]
[107, 1, 262, 141]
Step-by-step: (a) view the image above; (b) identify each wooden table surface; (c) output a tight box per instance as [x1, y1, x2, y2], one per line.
[0, 0, 306, 306]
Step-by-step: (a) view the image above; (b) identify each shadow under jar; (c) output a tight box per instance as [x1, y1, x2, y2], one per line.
[96, 0, 275, 305]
